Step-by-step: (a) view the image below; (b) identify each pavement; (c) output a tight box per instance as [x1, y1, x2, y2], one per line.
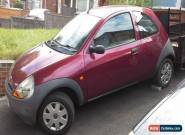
[0, 70, 185, 135]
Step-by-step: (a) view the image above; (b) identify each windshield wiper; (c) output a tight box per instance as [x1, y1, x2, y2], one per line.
[46, 40, 77, 52]
[46, 40, 58, 47]
[60, 44, 77, 52]
[53, 40, 77, 52]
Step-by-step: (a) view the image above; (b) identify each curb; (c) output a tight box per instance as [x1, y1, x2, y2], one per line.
[0, 96, 7, 101]
[0, 60, 15, 64]
[0, 96, 8, 105]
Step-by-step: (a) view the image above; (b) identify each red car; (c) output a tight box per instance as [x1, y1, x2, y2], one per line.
[5, 6, 175, 135]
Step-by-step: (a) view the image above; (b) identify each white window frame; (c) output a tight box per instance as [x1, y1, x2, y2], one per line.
[70, 0, 73, 7]
[76, 0, 96, 12]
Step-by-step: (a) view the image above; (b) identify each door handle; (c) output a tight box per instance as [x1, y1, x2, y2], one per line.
[131, 48, 139, 55]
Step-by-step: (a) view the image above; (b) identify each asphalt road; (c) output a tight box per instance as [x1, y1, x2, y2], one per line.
[0, 70, 185, 135]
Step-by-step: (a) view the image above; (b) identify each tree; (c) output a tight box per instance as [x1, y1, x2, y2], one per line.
[14, 0, 23, 9]
[106, 0, 152, 7]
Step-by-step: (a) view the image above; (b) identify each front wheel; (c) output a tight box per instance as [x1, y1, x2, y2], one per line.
[154, 58, 174, 88]
[38, 92, 75, 135]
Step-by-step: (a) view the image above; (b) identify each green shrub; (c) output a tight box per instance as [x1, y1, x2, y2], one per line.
[107, 0, 152, 7]
[14, 0, 23, 9]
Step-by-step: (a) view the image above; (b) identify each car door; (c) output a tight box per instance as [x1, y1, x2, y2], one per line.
[132, 11, 162, 79]
[84, 12, 142, 99]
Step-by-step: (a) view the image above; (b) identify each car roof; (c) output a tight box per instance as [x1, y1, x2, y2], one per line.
[133, 86, 185, 134]
[88, 5, 144, 18]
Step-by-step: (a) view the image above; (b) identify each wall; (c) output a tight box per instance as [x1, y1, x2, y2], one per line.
[61, 6, 75, 16]
[0, 7, 28, 19]
[42, 0, 76, 13]
[0, 18, 11, 28]
[45, 12, 73, 28]
[0, 13, 73, 29]
[0, 17, 45, 28]
[99, 0, 107, 6]
[11, 17, 45, 28]
[42, 0, 59, 13]
[10, 0, 17, 7]
[0, 60, 14, 96]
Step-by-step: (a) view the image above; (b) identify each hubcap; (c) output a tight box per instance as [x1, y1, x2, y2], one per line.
[160, 62, 172, 85]
[43, 102, 68, 131]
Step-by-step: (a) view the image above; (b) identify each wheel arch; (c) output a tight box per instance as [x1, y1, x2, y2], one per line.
[37, 78, 85, 106]
[155, 39, 175, 73]
[166, 54, 175, 62]
[35, 78, 85, 123]
[42, 87, 82, 107]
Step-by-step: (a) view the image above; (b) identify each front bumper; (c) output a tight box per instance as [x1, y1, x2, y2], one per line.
[5, 80, 40, 125]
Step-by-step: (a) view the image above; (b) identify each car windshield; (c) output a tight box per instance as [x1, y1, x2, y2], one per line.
[53, 14, 101, 52]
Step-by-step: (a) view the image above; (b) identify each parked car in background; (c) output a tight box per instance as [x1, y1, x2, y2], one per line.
[5, 6, 175, 135]
[128, 82, 185, 135]
[26, 8, 49, 20]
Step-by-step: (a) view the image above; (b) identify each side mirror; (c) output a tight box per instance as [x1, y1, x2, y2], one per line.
[89, 45, 105, 54]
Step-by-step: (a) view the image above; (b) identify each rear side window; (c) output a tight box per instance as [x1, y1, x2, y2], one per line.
[94, 13, 135, 49]
[133, 11, 158, 39]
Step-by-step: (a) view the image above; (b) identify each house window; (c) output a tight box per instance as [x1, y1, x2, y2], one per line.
[76, 0, 87, 12]
[76, 0, 94, 12]
[182, 0, 185, 8]
[28, 0, 41, 9]
[89, 0, 94, 9]
[153, 0, 178, 8]
[64, 0, 71, 7]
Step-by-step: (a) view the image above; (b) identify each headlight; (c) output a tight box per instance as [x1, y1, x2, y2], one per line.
[128, 131, 134, 135]
[12, 76, 34, 99]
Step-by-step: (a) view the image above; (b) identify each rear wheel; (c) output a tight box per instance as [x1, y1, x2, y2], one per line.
[154, 58, 174, 88]
[38, 92, 75, 135]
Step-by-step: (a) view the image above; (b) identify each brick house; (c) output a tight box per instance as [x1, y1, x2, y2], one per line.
[1, 0, 107, 14]
[25, 0, 107, 13]
[40, 0, 107, 13]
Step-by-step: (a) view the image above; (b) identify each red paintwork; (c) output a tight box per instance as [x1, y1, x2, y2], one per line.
[10, 6, 168, 102]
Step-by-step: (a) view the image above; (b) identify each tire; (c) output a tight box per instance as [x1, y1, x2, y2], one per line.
[154, 58, 174, 88]
[38, 92, 75, 135]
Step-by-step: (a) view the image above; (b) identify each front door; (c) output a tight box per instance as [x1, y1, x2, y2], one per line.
[84, 12, 141, 99]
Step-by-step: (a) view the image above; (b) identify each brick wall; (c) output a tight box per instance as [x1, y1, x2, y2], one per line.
[0, 7, 28, 19]
[42, 0, 61, 13]
[0, 60, 14, 96]
[99, 0, 107, 6]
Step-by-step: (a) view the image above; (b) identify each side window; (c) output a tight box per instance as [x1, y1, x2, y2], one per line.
[133, 11, 158, 39]
[94, 13, 135, 49]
